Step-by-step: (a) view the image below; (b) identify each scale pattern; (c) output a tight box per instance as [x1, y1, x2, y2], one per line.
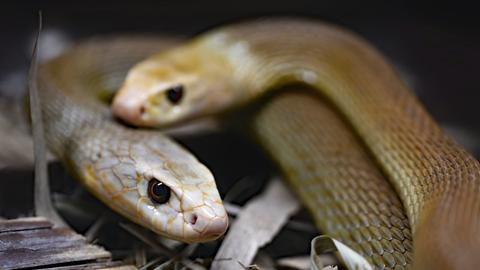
[253, 90, 413, 269]
[36, 37, 228, 242]
[211, 19, 480, 269]
[111, 20, 480, 268]
[42, 19, 480, 268]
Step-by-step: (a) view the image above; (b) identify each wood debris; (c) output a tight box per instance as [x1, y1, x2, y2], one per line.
[0, 217, 134, 270]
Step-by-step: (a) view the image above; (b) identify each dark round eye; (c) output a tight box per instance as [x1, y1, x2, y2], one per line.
[148, 178, 171, 204]
[166, 85, 184, 104]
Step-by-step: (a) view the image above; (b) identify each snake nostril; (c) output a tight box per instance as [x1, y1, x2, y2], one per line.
[189, 213, 198, 225]
[139, 105, 146, 116]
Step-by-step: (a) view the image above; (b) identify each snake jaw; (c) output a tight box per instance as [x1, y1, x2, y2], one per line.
[162, 177, 228, 242]
[137, 185, 228, 242]
[75, 128, 228, 243]
[134, 136, 228, 242]
[179, 187, 229, 242]
[178, 204, 228, 243]
[112, 55, 198, 127]
[135, 177, 228, 242]
[112, 41, 240, 128]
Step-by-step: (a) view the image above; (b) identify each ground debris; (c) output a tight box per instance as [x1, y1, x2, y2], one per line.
[0, 217, 134, 270]
[211, 178, 301, 270]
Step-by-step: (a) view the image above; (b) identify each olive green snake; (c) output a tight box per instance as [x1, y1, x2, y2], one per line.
[37, 19, 480, 269]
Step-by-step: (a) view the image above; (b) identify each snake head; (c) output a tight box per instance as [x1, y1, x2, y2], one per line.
[77, 128, 228, 243]
[112, 43, 238, 127]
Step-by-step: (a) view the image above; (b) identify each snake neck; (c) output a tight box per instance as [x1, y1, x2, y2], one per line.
[37, 38, 166, 159]
[200, 19, 480, 269]
[211, 18, 477, 216]
[38, 63, 109, 159]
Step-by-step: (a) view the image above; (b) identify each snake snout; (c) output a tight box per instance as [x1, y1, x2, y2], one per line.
[201, 216, 228, 239]
[184, 206, 228, 241]
[112, 91, 146, 126]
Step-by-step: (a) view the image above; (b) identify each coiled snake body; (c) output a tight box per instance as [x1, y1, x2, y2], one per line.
[112, 19, 480, 269]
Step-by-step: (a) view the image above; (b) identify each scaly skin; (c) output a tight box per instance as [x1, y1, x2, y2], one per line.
[38, 37, 228, 243]
[113, 19, 480, 269]
[253, 89, 413, 269]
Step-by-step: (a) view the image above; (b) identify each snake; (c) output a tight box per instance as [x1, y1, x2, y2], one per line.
[111, 19, 480, 269]
[36, 36, 228, 243]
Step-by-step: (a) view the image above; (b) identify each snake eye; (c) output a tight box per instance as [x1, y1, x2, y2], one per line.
[148, 178, 171, 204]
[166, 85, 184, 104]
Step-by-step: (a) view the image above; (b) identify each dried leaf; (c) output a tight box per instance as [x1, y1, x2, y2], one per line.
[28, 11, 66, 227]
[310, 236, 373, 270]
[211, 178, 300, 270]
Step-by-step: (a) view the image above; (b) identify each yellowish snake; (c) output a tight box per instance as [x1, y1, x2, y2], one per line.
[112, 19, 480, 269]
[37, 37, 228, 243]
